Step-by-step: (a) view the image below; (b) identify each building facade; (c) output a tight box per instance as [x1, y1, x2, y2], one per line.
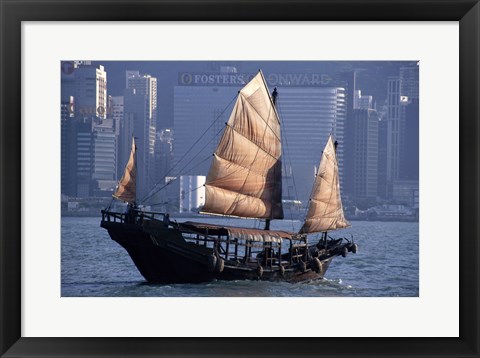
[61, 62, 116, 198]
[179, 175, 206, 213]
[120, 71, 158, 199]
[350, 109, 379, 200]
[385, 64, 419, 201]
[71, 63, 107, 119]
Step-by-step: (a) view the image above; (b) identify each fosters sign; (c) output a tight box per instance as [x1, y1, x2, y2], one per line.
[179, 72, 332, 87]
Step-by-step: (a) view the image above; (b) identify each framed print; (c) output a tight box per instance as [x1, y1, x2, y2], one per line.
[1, 0, 479, 357]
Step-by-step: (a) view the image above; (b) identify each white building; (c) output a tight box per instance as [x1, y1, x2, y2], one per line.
[72, 64, 107, 119]
[120, 71, 158, 199]
[179, 176, 206, 213]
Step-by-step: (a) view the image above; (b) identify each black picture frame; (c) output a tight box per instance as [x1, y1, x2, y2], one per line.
[1, 0, 478, 357]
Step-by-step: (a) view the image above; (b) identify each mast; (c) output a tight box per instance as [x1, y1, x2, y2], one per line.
[299, 135, 350, 234]
[264, 87, 279, 231]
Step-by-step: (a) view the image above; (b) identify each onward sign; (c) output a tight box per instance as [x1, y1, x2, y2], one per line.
[179, 72, 332, 87]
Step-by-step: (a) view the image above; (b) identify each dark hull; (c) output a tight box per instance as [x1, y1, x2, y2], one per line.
[101, 217, 352, 284]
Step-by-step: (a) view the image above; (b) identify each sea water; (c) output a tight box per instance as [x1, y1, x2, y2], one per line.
[61, 216, 419, 297]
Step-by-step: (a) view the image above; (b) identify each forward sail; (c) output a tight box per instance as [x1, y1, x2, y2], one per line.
[201, 71, 283, 219]
[299, 135, 350, 234]
[113, 137, 137, 204]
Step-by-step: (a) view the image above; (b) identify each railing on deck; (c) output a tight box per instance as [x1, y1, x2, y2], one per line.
[101, 208, 309, 270]
[101, 209, 167, 224]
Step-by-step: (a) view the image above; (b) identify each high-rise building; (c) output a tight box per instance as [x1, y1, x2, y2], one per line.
[60, 62, 118, 198]
[400, 64, 419, 100]
[338, 71, 356, 199]
[386, 77, 402, 185]
[91, 118, 117, 196]
[109, 96, 124, 178]
[377, 113, 389, 199]
[71, 63, 107, 119]
[154, 128, 174, 186]
[66, 116, 117, 198]
[354, 90, 374, 110]
[109, 96, 124, 133]
[75, 119, 94, 197]
[399, 98, 419, 181]
[125, 70, 139, 88]
[385, 64, 419, 200]
[276, 87, 346, 202]
[350, 109, 379, 199]
[61, 96, 76, 196]
[120, 72, 157, 199]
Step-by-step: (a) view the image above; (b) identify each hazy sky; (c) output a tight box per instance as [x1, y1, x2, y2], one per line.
[90, 60, 416, 128]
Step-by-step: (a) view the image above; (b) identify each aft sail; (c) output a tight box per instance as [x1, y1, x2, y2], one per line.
[299, 135, 350, 234]
[113, 137, 137, 204]
[201, 71, 283, 219]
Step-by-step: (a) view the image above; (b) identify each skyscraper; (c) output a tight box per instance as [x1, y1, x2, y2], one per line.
[61, 62, 116, 198]
[386, 77, 402, 185]
[400, 64, 419, 100]
[399, 98, 419, 180]
[385, 63, 419, 200]
[71, 63, 107, 119]
[336, 71, 357, 199]
[276, 86, 346, 202]
[120, 71, 158, 199]
[377, 114, 388, 199]
[109, 96, 124, 178]
[91, 118, 117, 196]
[61, 96, 76, 196]
[65, 116, 117, 197]
[350, 109, 379, 199]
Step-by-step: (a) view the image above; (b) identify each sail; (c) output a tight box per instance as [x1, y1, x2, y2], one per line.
[299, 135, 350, 234]
[113, 137, 137, 204]
[201, 71, 283, 219]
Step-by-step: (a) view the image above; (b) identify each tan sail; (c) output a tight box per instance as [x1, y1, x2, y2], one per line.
[299, 135, 350, 234]
[113, 137, 137, 204]
[201, 71, 283, 219]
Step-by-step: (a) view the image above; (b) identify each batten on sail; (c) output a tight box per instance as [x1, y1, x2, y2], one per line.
[299, 135, 350, 234]
[113, 137, 137, 204]
[201, 71, 283, 220]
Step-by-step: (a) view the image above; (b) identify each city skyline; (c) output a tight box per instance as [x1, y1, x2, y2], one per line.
[61, 60, 419, 217]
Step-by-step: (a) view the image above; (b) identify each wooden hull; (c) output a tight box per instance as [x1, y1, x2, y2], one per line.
[100, 218, 349, 284]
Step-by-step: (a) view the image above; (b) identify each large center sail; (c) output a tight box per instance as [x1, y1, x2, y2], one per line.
[113, 137, 137, 204]
[299, 135, 350, 234]
[201, 71, 283, 219]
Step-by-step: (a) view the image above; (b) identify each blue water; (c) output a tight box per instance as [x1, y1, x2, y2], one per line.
[61, 216, 419, 297]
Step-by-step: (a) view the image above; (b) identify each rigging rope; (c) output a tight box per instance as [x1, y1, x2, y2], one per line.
[139, 94, 237, 204]
[142, 144, 216, 205]
[276, 100, 302, 231]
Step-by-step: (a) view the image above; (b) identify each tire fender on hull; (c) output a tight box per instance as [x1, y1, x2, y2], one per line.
[207, 254, 217, 272]
[350, 243, 358, 254]
[310, 257, 322, 273]
[257, 266, 264, 278]
[215, 256, 225, 273]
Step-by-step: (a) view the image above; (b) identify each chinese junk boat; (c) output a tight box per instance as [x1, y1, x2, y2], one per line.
[101, 71, 357, 283]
